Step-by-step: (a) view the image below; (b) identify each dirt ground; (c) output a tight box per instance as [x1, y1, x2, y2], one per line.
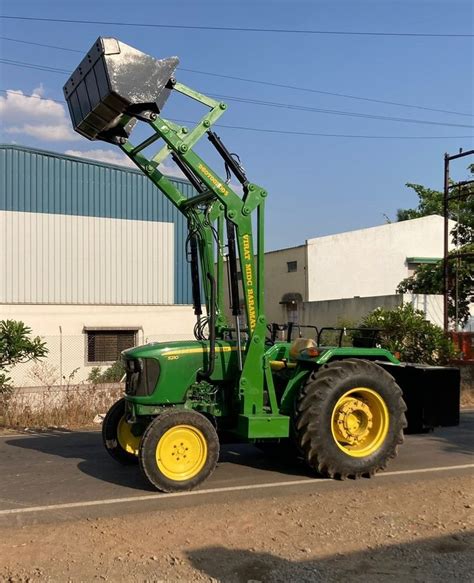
[0, 474, 472, 582]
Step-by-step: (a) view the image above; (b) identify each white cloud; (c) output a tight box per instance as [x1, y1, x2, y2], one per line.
[0, 88, 80, 142]
[8, 123, 80, 142]
[64, 147, 186, 179]
[160, 159, 186, 179]
[64, 148, 136, 168]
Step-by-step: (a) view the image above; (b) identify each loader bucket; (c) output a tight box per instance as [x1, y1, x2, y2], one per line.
[63, 37, 179, 143]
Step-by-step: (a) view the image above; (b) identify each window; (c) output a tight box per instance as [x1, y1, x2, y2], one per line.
[86, 329, 137, 363]
[287, 261, 298, 273]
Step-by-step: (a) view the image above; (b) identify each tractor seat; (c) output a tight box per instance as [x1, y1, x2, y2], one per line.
[289, 338, 318, 361]
[270, 338, 318, 371]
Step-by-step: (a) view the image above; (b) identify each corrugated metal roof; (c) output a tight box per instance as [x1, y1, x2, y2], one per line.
[0, 144, 194, 304]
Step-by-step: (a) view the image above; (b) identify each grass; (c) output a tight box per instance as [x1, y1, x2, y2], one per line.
[0, 383, 123, 430]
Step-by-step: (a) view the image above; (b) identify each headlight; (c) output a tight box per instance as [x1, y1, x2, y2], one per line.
[125, 358, 160, 396]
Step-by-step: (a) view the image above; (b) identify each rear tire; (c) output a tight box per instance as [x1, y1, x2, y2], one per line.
[296, 359, 407, 479]
[139, 409, 219, 492]
[102, 398, 140, 465]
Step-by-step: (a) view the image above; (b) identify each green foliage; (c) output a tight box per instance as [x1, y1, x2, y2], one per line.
[358, 303, 456, 365]
[395, 168, 473, 327]
[0, 320, 48, 391]
[397, 245, 473, 327]
[396, 183, 443, 221]
[88, 360, 125, 384]
[397, 169, 473, 247]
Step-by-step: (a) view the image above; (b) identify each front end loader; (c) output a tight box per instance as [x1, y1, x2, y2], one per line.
[64, 38, 460, 492]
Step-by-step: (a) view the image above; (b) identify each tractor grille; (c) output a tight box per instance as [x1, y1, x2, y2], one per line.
[124, 357, 160, 397]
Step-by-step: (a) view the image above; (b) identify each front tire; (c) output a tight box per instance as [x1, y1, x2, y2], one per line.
[139, 409, 219, 492]
[102, 398, 141, 465]
[296, 359, 407, 479]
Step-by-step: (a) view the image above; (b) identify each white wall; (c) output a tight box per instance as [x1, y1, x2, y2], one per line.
[403, 293, 444, 328]
[2, 304, 196, 387]
[0, 210, 174, 305]
[306, 215, 454, 301]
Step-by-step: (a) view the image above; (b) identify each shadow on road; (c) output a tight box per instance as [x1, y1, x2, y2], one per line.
[220, 443, 315, 478]
[186, 531, 474, 582]
[5, 432, 155, 491]
[4, 432, 311, 491]
[4, 410, 472, 492]
[407, 409, 474, 457]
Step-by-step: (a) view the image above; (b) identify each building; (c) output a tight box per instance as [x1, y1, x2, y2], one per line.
[0, 145, 196, 386]
[261, 215, 455, 327]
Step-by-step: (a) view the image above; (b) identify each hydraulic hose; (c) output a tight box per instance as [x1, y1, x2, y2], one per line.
[189, 234, 202, 317]
[197, 272, 216, 381]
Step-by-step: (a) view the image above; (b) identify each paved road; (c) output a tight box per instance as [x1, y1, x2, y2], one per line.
[0, 411, 472, 526]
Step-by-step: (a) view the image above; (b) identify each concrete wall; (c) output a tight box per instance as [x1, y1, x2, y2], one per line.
[220, 245, 307, 325]
[306, 215, 455, 302]
[405, 293, 444, 328]
[297, 294, 444, 329]
[2, 304, 195, 387]
[264, 245, 307, 323]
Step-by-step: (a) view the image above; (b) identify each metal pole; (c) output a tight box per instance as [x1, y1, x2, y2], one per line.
[443, 148, 474, 332]
[59, 325, 63, 388]
[443, 153, 450, 333]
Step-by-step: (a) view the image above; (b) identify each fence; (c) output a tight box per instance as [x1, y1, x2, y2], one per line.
[1, 329, 192, 427]
[7, 329, 194, 389]
[1, 334, 121, 426]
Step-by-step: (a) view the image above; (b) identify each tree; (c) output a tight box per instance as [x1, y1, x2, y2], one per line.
[357, 303, 456, 365]
[397, 165, 473, 246]
[395, 166, 473, 328]
[0, 320, 48, 391]
[396, 183, 443, 222]
[397, 243, 473, 327]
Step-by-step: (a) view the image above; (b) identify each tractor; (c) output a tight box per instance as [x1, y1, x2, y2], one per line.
[64, 38, 460, 492]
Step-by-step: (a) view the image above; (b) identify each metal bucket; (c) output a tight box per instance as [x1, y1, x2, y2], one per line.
[63, 37, 179, 143]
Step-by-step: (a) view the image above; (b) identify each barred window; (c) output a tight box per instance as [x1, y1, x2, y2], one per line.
[287, 261, 298, 273]
[86, 329, 137, 363]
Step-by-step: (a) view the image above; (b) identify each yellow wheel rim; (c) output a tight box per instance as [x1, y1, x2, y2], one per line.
[156, 425, 207, 482]
[117, 416, 141, 456]
[331, 387, 389, 458]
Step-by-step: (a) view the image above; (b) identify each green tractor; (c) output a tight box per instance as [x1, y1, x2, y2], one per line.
[64, 38, 460, 492]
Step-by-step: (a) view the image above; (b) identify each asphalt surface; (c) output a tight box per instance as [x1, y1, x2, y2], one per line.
[0, 411, 472, 526]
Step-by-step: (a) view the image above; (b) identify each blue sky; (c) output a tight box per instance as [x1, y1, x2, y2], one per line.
[0, 0, 472, 250]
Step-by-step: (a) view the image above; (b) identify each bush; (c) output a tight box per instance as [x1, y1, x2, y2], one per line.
[88, 360, 125, 384]
[357, 303, 456, 365]
[0, 320, 47, 393]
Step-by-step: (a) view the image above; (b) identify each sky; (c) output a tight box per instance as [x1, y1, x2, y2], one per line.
[0, 0, 473, 250]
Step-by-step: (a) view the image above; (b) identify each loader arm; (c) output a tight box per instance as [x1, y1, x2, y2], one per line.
[63, 37, 272, 419]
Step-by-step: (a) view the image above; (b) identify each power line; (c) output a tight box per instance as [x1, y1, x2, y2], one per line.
[175, 118, 473, 140]
[1, 15, 472, 37]
[0, 36, 82, 53]
[210, 93, 474, 129]
[1, 90, 472, 140]
[179, 67, 473, 119]
[1, 35, 471, 118]
[0, 58, 70, 75]
[1, 58, 473, 129]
